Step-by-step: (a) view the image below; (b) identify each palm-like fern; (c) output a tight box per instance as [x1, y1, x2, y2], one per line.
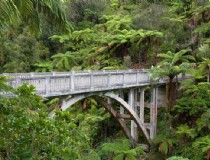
[176, 124, 196, 143]
[193, 136, 210, 159]
[157, 49, 195, 67]
[153, 134, 175, 158]
[152, 49, 195, 110]
[51, 51, 78, 71]
[198, 58, 210, 82]
[196, 109, 210, 132]
[51, 13, 163, 70]
[166, 156, 189, 160]
[101, 139, 145, 160]
[0, 76, 14, 102]
[0, 0, 70, 33]
[77, 149, 100, 160]
[99, 15, 133, 31]
[34, 61, 53, 72]
[0, 76, 13, 93]
[96, 15, 163, 57]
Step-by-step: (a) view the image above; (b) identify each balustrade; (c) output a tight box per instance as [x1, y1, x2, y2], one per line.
[1, 70, 189, 97]
[1, 70, 150, 97]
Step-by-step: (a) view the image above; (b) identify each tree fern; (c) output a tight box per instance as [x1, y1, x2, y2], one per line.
[34, 61, 53, 72]
[157, 52, 174, 61]
[176, 124, 196, 139]
[194, 22, 210, 36]
[198, 58, 210, 82]
[0, 76, 12, 92]
[51, 51, 78, 71]
[153, 134, 175, 157]
[193, 136, 210, 157]
[196, 109, 210, 132]
[101, 139, 145, 160]
[0, 0, 70, 33]
[166, 156, 189, 160]
[50, 11, 163, 70]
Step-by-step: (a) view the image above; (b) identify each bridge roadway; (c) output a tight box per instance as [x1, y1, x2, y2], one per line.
[2, 70, 152, 97]
[1, 69, 183, 147]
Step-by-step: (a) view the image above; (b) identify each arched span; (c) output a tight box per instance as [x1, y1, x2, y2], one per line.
[60, 92, 150, 144]
[92, 96, 138, 147]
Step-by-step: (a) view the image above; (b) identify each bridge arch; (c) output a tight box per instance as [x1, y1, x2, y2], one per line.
[60, 92, 150, 145]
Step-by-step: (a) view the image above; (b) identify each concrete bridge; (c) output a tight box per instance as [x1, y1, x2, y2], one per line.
[1, 70, 173, 146]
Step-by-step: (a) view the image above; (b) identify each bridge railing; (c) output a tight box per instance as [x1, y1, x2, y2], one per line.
[1, 70, 151, 97]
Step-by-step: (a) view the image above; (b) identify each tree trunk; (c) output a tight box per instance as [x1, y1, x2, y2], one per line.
[116, 44, 129, 58]
[166, 77, 177, 129]
[167, 77, 177, 113]
[207, 148, 210, 160]
[123, 155, 126, 160]
[119, 0, 125, 5]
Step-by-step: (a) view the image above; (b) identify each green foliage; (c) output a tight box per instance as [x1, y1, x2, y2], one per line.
[132, 2, 169, 30]
[152, 134, 176, 157]
[0, 81, 111, 159]
[51, 13, 163, 70]
[176, 125, 196, 139]
[193, 136, 210, 155]
[196, 109, 210, 132]
[34, 61, 53, 72]
[65, 0, 109, 28]
[110, 0, 120, 10]
[0, 0, 71, 34]
[133, 1, 192, 54]
[170, 81, 210, 159]
[166, 156, 189, 160]
[153, 49, 195, 79]
[197, 44, 210, 59]
[194, 22, 210, 36]
[51, 51, 79, 71]
[198, 58, 210, 82]
[173, 82, 210, 117]
[0, 27, 50, 73]
[152, 49, 195, 116]
[101, 139, 145, 160]
[0, 76, 13, 93]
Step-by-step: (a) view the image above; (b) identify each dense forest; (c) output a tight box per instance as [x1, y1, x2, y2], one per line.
[0, 0, 210, 159]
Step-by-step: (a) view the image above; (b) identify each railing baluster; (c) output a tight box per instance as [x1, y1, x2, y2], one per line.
[89, 70, 94, 90]
[107, 73, 111, 88]
[45, 77, 50, 96]
[16, 78, 22, 88]
[71, 71, 75, 92]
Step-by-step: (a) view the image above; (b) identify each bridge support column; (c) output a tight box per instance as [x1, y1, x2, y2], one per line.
[140, 88, 145, 123]
[107, 97, 112, 106]
[150, 87, 158, 139]
[129, 89, 138, 141]
[134, 89, 138, 141]
[119, 90, 124, 116]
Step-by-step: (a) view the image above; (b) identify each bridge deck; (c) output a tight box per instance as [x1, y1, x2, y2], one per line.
[1, 70, 152, 97]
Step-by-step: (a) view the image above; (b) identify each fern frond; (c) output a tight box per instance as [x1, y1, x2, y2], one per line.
[157, 53, 173, 59]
